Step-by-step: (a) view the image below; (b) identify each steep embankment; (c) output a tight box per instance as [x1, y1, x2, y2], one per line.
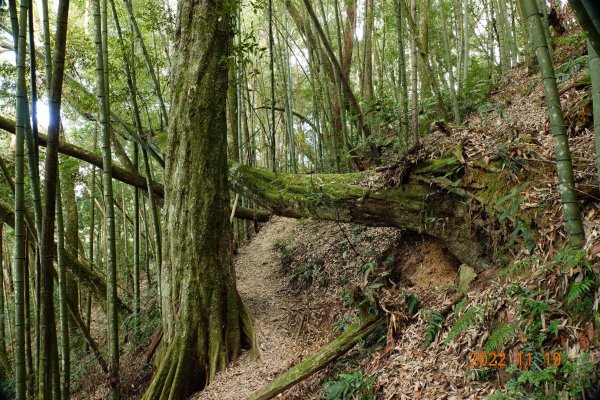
[202, 31, 600, 399]
[265, 32, 600, 399]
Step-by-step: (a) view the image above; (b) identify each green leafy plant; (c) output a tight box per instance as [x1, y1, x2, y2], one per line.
[322, 370, 377, 400]
[495, 182, 536, 252]
[566, 278, 595, 306]
[509, 284, 555, 347]
[496, 182, 529, 217]
[498, 256, 541, 278]
[484, 323, 518, 352]
[454, 298, 468, 316]
[488, 352, 596, 399]
[443, 306, 483, 345]
[403, 292, 421, 316]
[547, 320, 560, 338]
[555, 55, 588, 83]
[518, 294, 549, 318]
[424, 310, 445, 347]
[273, 239, 293, 272]
[291, 263, 320, 287]
[333, 315, 358, 333]
[516, 366, 559, 388]
[552, 247, 590, 271]
[0, 376, 15, 400]
[360, 261, 376, 280]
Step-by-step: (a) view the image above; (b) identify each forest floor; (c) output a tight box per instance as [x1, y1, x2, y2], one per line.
[196, 216, 469, 399]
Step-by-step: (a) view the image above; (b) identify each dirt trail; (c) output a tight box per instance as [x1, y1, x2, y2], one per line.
[194, 217, 302, 400]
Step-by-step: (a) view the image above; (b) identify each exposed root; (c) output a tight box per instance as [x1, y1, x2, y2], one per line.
[142, 295, 254, 400]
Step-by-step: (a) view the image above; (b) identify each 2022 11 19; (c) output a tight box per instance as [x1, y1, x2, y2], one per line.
[468, 351, 562, 369]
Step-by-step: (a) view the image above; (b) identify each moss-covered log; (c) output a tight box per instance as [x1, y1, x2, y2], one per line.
[229, 158, 489, 269]
[247, 314, 385, 400]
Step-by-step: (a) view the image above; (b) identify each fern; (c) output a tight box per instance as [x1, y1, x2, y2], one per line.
[553, 247, 590, 271]
[517, 367, 558, 387]
[424, 310, 445, 347]
[498, 256, 540, 278]
[566, 278, 595, 306]
[454, 298, 468, 315]
[496, 182, 529, 222]
[484, 323, 518, 352]
[443, 306, 483, 345]
[323, 370, 377, 400]
[405, 293, 420, 315]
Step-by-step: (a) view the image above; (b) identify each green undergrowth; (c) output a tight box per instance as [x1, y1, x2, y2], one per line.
[322, 370, 378, 400]
[71, 284, 161, 398]
[291, 242, 597, 399]
[0, 376, 14, 400]
[439, 247, 599, 399]
[360, 243, 598, 398]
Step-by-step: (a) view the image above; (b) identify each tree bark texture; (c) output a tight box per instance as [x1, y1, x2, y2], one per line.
[141, 1, 254, 398]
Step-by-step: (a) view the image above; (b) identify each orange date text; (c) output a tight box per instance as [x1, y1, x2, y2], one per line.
[468, 351, 561, 369]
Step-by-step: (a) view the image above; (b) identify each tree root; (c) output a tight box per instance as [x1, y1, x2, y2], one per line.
[142, 292, 255, 400]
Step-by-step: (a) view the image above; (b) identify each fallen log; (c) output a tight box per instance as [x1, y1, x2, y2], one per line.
[229, 159, 489, 269]
[0, 114, 159, 195]
[246, 313, 386, 400]
[2, 115, 494, 266]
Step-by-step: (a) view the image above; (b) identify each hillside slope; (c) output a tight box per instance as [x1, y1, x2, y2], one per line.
[236, 30, 600, 399]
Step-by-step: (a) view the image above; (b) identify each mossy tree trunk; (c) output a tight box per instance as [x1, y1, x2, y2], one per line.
[141, 1, 254, 399]
[589, 41, 600, 191]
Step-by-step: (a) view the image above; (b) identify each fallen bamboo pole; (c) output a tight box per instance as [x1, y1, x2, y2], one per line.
[246, 313, 386, 400]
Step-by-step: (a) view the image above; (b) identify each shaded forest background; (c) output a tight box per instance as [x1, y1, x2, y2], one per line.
[0, 0, 599, 399]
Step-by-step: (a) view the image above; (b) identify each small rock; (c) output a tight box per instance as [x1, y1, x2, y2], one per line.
[457, 264, 477, 294]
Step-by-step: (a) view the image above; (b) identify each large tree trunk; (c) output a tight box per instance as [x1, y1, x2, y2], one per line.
[141, 1, 253, 399]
